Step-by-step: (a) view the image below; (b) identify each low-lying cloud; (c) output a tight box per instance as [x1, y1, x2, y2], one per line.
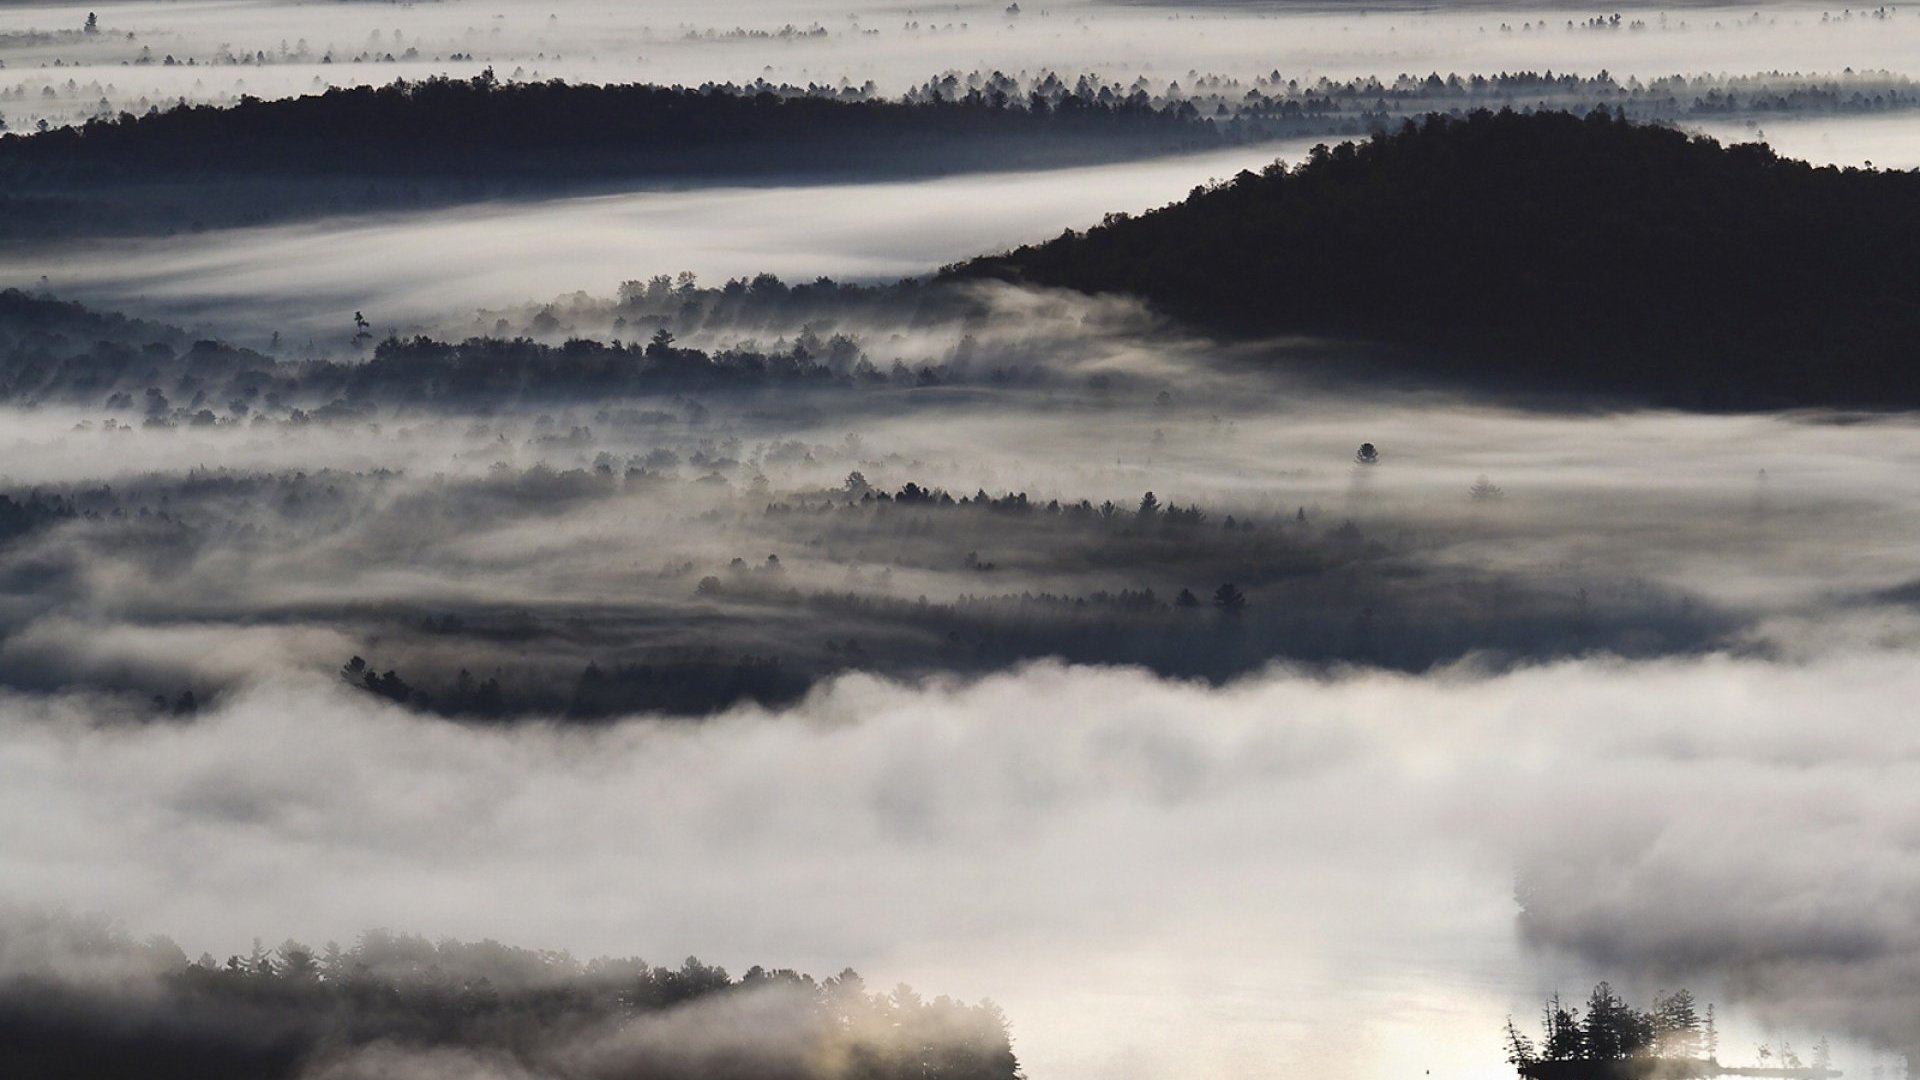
[2, 645, 1917, 1079]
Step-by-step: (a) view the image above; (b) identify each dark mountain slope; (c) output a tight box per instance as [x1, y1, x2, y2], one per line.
[954, 108, 1920, 410]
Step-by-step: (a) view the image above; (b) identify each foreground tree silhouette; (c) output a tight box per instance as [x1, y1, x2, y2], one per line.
[1582, 982, 1653, 1059]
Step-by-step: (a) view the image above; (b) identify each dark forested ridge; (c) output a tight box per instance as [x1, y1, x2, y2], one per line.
[955, 109, 1920, 410]
[0, 915, 1022, 1080]
[0, 72, 1213, 239]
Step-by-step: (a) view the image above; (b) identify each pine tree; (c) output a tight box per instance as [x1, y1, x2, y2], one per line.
[1653, 989, 1703, 1058]
[1507, 1017, 1539, 1068]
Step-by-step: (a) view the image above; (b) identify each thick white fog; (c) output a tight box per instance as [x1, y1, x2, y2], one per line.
[1, 650, 1912, 1080]
[0, 381, 1916, 1071]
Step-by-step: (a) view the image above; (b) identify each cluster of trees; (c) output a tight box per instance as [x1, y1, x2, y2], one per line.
[0, 490, 76, 544]
[0, 920, 1021, 1080]
[1507, 984, 1837, 1080]
[958, 108, 1920, 409]
[1507, 985, 1718, 1069]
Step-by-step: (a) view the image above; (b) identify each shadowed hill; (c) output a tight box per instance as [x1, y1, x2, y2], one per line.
[953, 108, 1920, 410]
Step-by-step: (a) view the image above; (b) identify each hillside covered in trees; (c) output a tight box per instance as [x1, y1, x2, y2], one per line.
[956, 109, 1920, 410]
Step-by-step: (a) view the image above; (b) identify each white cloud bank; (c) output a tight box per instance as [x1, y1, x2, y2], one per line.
[1, 647, 1915, 1079]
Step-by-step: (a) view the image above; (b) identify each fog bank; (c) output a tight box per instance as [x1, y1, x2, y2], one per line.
[2, 648, 1914, 1079]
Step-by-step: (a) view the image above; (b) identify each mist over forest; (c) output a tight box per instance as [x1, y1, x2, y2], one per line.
[1, 2, 1918, 1080]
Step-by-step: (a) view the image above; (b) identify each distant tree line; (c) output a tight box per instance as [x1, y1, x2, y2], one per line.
[910, 67, 1920, 140]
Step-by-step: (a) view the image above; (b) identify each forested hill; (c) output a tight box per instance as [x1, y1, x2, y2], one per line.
[953, 109, 1920, 410]
[0, 71, 1211, 180]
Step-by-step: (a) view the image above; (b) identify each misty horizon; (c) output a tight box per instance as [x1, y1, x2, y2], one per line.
[2, 2, 1919, 1080]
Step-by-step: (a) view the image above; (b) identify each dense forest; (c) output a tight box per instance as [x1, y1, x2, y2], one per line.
[0, 913, 1021, 1080]
[957, 108, 1920, 410]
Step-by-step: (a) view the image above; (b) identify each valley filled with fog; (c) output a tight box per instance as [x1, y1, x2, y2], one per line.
[1, 3, 1917, 1080]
